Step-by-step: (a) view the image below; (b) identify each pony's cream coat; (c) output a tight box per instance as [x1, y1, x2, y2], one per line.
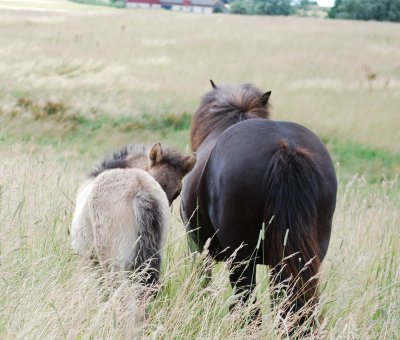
[71, 168, 169, 276]
[71, 179, 95, 256]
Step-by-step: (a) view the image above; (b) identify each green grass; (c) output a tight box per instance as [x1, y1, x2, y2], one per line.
[1, 101, 398, 184]
[0, 0, 115, 11]
[323, 136, 400, 184]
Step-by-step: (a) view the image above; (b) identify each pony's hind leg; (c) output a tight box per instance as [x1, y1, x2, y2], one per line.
[228, 259, 260, 322]
[187, 234, 214, 288]
[268, 248, 320, 334]
[192, 253, 213, 288]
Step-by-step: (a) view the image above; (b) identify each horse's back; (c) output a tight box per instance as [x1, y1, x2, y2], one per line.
[200, 119, 337, 259]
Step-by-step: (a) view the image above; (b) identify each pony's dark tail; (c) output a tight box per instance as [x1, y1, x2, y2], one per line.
[132, 190, 169, 287]
[263, 140, 322, 318]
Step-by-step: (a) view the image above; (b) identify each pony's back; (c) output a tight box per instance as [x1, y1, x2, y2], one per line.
[71, 168, 169, 282]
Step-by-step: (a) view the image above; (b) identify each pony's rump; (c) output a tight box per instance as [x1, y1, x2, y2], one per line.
[71, 168, 169, 281]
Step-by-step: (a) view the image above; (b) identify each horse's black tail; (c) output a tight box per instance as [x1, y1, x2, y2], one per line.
[263, 140, 322, 315]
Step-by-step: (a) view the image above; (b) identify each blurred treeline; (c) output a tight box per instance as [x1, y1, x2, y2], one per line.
[229, 0, 317, 16]
[328, 0, 400, 22]
[230, 0, 400, 23]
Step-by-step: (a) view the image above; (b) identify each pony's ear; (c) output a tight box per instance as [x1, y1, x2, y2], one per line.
[149, 143, 164, 167]
[182, 153, 196, 175]
[210, 79, 217, 89]
[261, 91, 271, 106]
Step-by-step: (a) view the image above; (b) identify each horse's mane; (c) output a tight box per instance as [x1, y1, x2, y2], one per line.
[190, 83, 271, 151]
[89, 143, 189, 177]
[89, 144, 147, 177]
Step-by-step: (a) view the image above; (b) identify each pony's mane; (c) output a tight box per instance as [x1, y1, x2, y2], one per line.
[89, 144, 188, 177]
[89, 144, 148, 177]
[190, 83, 270, 151]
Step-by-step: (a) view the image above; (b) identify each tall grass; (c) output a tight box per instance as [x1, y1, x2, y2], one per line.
[0, 143, 398, 338]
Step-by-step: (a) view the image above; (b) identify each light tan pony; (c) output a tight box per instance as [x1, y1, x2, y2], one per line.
[71, 143, 196, 286]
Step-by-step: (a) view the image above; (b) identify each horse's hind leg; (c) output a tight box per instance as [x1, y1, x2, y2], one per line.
[268, 245, 320, 333]
[318, 217, 333, 261]
[228, 260, 260, 321]
[187, 235, 214, 288]
[197, 254, 213, 288]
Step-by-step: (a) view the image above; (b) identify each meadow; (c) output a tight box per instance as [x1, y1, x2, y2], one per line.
[0, 2, 399, 338]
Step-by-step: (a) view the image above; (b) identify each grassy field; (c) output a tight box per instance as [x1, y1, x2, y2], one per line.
[0, 3, 399, 339]
[0, 0, 114, 11]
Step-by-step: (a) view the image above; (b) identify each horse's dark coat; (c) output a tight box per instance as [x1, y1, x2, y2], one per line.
[181, 83, 337, 324]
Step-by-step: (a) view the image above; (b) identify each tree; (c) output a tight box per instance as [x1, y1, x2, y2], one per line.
[298, 0, 318, 9]
[230, 0, 293, 16]
[230, 0, 250, 14]
[252, 0, 293, 15]
[328, 0, 400, 22]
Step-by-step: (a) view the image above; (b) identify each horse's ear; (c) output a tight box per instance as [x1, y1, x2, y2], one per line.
[182, 153, 196, 175]
[149, 143, 164, 167]
[210, 79, 217, 89]
[261, 91, 271, 106]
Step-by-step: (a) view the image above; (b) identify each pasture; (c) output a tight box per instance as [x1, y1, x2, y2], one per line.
[0, 3, 399, 338]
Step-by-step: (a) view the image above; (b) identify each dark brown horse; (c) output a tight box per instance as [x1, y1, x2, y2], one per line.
[180, 82, 337, 325]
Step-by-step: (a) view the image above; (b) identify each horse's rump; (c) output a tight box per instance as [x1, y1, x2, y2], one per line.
[191, 120, 332, 246]
[71, 168, 169, 277]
